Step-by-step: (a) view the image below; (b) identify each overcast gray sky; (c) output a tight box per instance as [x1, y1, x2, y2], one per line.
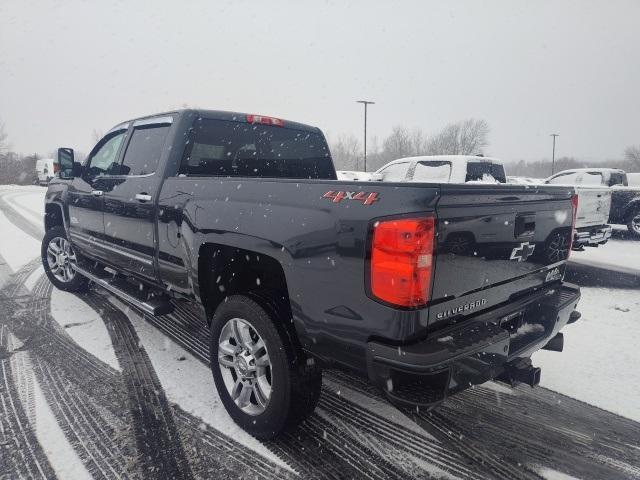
[1, 0, 639, 162]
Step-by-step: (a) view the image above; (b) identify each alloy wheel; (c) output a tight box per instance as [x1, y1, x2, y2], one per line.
[46, 236, 77, 283]
[218, 317, 272, 415]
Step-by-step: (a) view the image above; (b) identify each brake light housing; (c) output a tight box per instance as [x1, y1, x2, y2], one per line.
[369, 216, 436, 308]
[246, 114, 284, 127]
[567, 193, 579, 257]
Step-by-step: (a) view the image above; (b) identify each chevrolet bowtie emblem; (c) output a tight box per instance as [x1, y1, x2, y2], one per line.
[510, 242, 536, 262]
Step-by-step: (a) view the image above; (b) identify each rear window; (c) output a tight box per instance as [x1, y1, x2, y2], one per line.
[179, 118, 335, 179]
[412, 161, 451, 182]
[608, 172, 627, 186]
[466, 162, 506, 183]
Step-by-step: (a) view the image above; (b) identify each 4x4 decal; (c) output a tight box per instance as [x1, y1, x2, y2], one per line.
[322, 190, 379, 205]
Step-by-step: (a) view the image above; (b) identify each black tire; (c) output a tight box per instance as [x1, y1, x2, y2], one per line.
[626, 207, 640, 238]
[209, 294, 322, 439]
[543, 230, 571, 263]
[41, 225, 89, 292]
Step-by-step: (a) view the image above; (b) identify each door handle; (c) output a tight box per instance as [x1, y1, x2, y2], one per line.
[135, 193, 152, 202]
[91, 190, 103, 196]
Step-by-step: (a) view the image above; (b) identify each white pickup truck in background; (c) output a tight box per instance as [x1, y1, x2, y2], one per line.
[544, 170, 612, 249]
[375, 155, 507, 183]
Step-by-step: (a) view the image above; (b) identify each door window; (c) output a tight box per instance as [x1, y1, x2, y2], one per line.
[378, 162, 410, 181]
[85, 131, 126, 177]
[119, 125, 170, 176]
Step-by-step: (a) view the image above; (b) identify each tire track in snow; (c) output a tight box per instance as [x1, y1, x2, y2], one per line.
[83, 294, 195, 480]
[0, 328, 57, 480]
[136, 299, 473, 480]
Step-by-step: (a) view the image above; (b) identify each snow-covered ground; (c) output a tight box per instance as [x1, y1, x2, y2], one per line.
[1, 185, 639, 480]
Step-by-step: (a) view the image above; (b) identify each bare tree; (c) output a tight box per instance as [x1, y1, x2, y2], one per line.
[0, 120, 8, 155]
[382, 126, 413, 160]
[426, 119, 489, 155]
[624, 145, 640, 168]
[328, 134, 361, 170]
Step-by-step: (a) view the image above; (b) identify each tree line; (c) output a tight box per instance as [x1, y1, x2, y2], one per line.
[329, 118, 490, 172]
[329, 118, 640, 178]
[1, 116, 639, 185]
[0, 121, 40, 185]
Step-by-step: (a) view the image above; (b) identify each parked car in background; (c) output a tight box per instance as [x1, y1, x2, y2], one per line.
[546, 168, 640, 238]
[336, 170, 381, 181]
[376, 155, 507, 183]
[544, 169, 612, 248]
[36, 158, 58, 185]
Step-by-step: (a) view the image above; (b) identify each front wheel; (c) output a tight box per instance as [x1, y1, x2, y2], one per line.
[41, 226, 89, 292]
[627, 207, 640, 238]
[209, 295, 322, 439]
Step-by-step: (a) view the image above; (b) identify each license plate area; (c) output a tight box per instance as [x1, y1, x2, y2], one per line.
[500, 310, 524, 334]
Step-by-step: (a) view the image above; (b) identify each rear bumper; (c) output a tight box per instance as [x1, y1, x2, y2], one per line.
[573, 224, 612, 248]
[366, 283, 580, 406]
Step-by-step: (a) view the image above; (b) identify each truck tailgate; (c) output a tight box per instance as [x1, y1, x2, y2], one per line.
[574, 187, 611, 228]
[429, 184, 574, 329]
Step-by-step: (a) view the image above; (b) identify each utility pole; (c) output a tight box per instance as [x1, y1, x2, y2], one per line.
[550, 134, 559, 175]
[356, 100, 375, 171]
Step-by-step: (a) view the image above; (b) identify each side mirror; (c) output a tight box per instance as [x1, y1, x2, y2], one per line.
[57, 148, 76, 179]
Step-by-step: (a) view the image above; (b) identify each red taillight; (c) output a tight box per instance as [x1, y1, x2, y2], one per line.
[370, 217, 435, 307]
[53, 162, 60, 173]
[567, 193, 579, 257]
[246, 114, 284, 127]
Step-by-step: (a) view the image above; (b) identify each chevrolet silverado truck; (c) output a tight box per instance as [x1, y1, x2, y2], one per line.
[42, 109, 581, 439]
[547, 168, 640, 238]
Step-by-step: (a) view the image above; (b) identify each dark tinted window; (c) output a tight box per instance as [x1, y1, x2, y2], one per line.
[119, 125, 170, 176]
[180, 118, 335, 179]
[466, 162, 506, 183]
[609, 173, 627, 186]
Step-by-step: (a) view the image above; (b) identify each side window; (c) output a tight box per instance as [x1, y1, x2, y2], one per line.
[85, 131, 126, 177]
[119, 125, 170, 176]
[581, 172, 603, 185]
[379, 162, 410, 181]
[608, 173, 625, 186]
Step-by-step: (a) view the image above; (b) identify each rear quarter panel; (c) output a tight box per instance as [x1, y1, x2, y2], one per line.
[157, 178, 439, 372]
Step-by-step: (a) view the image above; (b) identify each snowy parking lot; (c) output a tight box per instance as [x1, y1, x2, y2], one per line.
[1, 185, 639, 480]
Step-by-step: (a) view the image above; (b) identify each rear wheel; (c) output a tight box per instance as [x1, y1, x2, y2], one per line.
[209, 295, 322, 439]
[41, 226, 89, 292]
[544, 230, 571, 263]
[627, 207, 640, 238]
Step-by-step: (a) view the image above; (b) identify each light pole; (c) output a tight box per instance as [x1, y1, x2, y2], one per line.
[356, 100, 375, 171]
[550, 134, 559, 175]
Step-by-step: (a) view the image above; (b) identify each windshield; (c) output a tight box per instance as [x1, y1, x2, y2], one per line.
[180, 118, 335, 179]
[412, 161, 452, 182]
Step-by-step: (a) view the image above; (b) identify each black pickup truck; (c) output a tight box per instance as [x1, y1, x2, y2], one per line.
[42, 109, 581, 438]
